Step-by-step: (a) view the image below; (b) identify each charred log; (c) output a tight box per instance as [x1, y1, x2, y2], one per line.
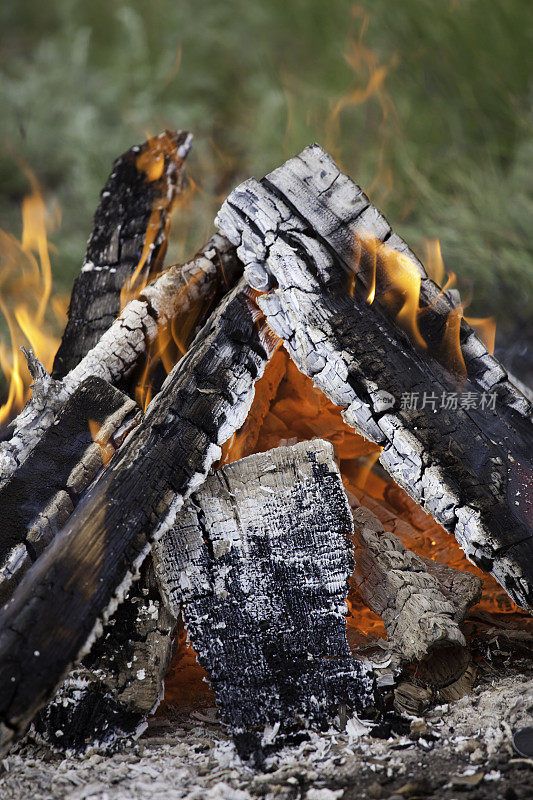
[349, 504, 482, 662]
[34, 562, 176, 753]
[216, 147, 533, 611]
[0, 234, 240, 486]
[0, 280, 274, 754]
[0, 376, 139, 605]
[154, 440, 375, 760]
[52, 130, 192, 379]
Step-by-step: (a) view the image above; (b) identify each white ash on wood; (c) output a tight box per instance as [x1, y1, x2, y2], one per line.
[0, 279, 274, 754]
[215, 145, 533, 611]
[262, 144, 529, 417]
[349, 504, 482, 662]
[154, 439, 375, 760]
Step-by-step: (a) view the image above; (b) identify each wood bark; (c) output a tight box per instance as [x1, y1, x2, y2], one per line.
[154, 440, 375, 760]
[0, 234, 240, 486]
[349, 504, 481, 661]
[215, 146, 533, 611]
[0, 279, 274, 754]
[52, 130, 192, 378]
[0, 376, 139, 605]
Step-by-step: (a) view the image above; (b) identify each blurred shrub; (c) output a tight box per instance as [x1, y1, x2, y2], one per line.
[0, 0, 531, 326]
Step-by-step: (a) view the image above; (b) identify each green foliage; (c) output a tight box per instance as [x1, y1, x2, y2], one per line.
[0, 0, 531, 324]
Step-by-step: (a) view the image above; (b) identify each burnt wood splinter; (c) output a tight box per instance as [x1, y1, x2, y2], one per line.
[349, 503, 482, 662]
[34, 562, 176, 752]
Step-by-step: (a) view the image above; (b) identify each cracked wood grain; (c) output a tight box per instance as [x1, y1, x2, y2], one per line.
[154, 439, 375, 761]
[348, 503, 481, 662]
[52, 130, 192, 379]
[215, 145, 533, 611]
[0, 279, 274, 754]
[0, 234, 241, 486]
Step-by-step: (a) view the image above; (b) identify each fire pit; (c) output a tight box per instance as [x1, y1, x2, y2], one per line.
[0, 131, 531, 799]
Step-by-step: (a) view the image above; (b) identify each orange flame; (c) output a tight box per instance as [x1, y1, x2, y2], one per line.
[0, 172, 68, 426]
[88, 418, 114, 466]
[120, 132, 193, 310]
[464, 315, 496, 355]
[353, 232, 427, 349]
[424, 238, 445, 286]
[351, 232, 497, 380]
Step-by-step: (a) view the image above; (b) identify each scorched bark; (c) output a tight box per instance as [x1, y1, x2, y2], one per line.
[0, 376, 139, 604]
[154, 439, 375, 760]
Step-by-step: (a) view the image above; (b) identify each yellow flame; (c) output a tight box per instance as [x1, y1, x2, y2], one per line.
[120, 132, 191, 310]
[351, 232, 497, 380]
[465, 316, 496, 355]
[88, 418, 114, 466]
[424, 238, 445, 286]
[439, 305, 467, 381]
[357, 232, 427, 349]
[0, 172, 67, 426]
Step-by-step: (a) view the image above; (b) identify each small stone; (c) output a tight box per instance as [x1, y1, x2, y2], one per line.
[409, 720, 427, 738]
[451, 772, 484, 789]
[367, 780, 383, 799]
[395, 778, 431, 797]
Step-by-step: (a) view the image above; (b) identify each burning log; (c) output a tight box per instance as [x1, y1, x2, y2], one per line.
[154, 440, 375, 760]
[349, 504, 482, 662]
[346, 471, 524, 614]
[216, 145, 533, 611]
[52, 130, 192, 379]
[0, 234, 240, 485]
[0, 280, 275, 753]
[0, 375, 139, 604]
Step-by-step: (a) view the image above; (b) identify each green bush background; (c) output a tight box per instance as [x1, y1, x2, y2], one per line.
[0, 0, 531, 348]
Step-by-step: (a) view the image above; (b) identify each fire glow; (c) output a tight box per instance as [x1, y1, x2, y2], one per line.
[350, 231, 496, 381]
[0, 174, 68, 426]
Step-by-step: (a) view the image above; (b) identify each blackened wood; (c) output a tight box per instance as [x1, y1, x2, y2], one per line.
[349, 505, 481, 661]
[52, 130, 192, 379]
[0, 234, 241, 486]
[0, 279, 274, 754]
[0, 377, 139, 606]
[154, 440, 375, 760]
[34, 563, 176, 753]
[216, 150, 533, 611]
[263, 144, 530, 418]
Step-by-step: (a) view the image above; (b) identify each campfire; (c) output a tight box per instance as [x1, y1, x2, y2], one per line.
[0, 130, 531, 766]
